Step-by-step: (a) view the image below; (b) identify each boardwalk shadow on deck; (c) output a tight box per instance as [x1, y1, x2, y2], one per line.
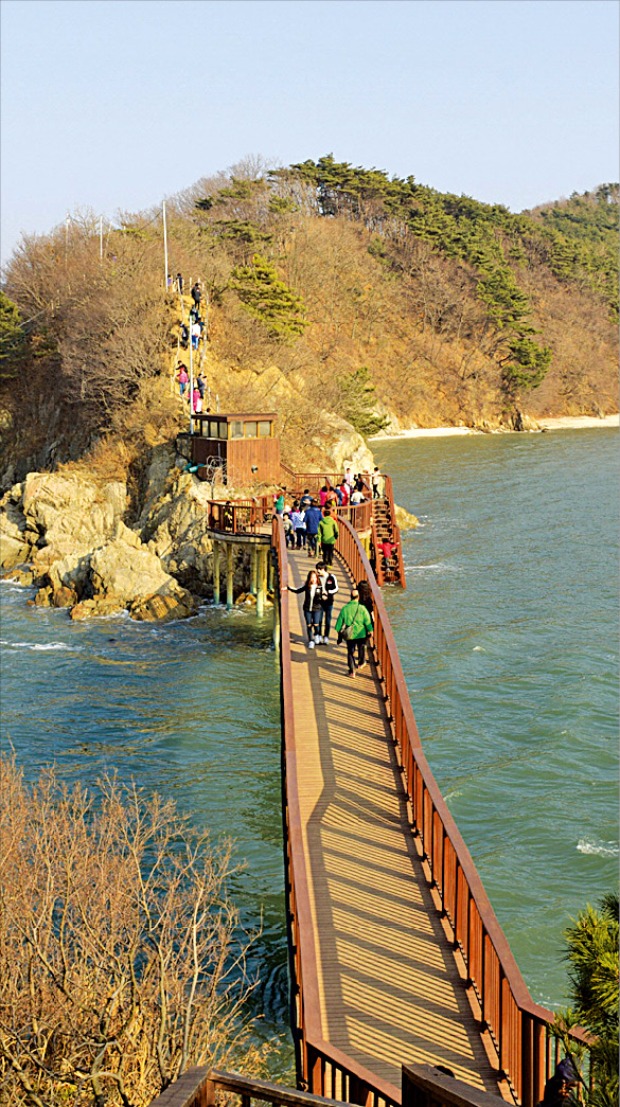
[286, 550, 500, 1093]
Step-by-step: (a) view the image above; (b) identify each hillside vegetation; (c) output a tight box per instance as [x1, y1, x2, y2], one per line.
[0, 156, 617, 482]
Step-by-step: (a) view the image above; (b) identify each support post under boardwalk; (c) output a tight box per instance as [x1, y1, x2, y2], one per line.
[212, 541, 221, 605]
[250, 546, 258, 595]
[272, 572, 280, 650]
[256, 547, 267, 617]
[226, 543, 234, 611]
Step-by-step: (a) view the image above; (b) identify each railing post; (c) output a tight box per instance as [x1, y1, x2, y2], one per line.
[203, 1077, 216, 1107]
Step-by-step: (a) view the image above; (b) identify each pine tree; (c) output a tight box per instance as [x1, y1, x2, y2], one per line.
[340, 366, 388, 437]
[0, 291, 27, 378]
[229, 254, 309, 341]
[553, 894, 619, 1107]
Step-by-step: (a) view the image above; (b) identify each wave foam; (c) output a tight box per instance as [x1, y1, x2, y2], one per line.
[577, 837, 618, 857]
[0, 640, 81, 652]
[404, 562, 461, 574]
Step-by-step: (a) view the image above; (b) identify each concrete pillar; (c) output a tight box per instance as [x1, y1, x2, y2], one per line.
[226, 543, 234, 611]
[272, 578, 280, 650]
[256, 546, 268, 617]
[213, 541, 221, 605]
[250, 546, 258, 595]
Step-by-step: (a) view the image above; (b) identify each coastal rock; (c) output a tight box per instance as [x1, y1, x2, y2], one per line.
[17, 472, 128, 568]
[394, 504, 419, 531]
[89, 522, 186, 607]
[4, 567, 35, 586]
[512, 410, 540, 432]
[0, 496, 31, 568]
[0, 524, 31, 569]
[128, 591, 196, 622]
[140, 468, 215, 590]
[51, 584, 79, 608]
[311, 413, 374, 474]
[70, 597, 126, 620]
[136, 443, 178, 528]
[47, 551, 92, 595]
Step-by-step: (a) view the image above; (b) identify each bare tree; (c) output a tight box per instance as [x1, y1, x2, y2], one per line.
[0, 758, 271, 1107]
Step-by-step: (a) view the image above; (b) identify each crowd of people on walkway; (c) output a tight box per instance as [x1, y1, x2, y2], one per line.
[287, 568, 375, 678]
[274, 464, 399, 586]
[279, 464, 400, 676]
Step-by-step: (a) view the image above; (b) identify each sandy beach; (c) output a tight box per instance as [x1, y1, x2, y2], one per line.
[371, 414, 619, 440]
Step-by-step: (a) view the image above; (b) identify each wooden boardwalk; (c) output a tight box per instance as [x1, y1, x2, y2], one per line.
[286, 547, 503, 1096]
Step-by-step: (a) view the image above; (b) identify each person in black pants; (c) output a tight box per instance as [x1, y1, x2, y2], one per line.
[288, 570, 323, 649]
[317, 562, 338, 644]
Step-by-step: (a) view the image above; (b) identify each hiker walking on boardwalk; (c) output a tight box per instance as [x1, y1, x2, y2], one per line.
[191, 281, 202, 308]
[317, 561, 338, 643]
[288, 570, 323, 649]
[318, 509, 339, 566]
[304, 499, 322, 557]
[290, 504, 307, 549]
[335, 588, 373, 677]
[176, 272, 184, 294]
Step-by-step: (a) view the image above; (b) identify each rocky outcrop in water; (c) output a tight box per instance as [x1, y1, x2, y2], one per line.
[0, 458, 226, 621]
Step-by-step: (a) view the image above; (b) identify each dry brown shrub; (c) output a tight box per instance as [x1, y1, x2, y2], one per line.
[0, 757, 273, 1107]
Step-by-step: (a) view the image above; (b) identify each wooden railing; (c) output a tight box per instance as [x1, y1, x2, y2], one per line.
[272, 516, 401, 1107]
[147, 1062, 519, 1107]
[332, 518, 588, 1107]
[205, 498, 271, 534]
[149, 1067, 402, 1107]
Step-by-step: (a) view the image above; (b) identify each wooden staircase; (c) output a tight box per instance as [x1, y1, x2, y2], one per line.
[371, 474, 406, 588]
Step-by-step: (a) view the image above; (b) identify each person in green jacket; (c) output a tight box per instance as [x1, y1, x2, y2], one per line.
[317, 509, 339, 566]
[335, 589, 374, 677]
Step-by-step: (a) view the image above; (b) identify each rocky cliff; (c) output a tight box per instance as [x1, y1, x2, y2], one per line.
[0, 449, 252, 621]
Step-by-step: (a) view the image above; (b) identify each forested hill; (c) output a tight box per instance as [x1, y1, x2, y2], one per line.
[1, 155, 617, 480]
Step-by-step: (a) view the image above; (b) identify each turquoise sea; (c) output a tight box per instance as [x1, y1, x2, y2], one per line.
[1, 427, 618, 1060]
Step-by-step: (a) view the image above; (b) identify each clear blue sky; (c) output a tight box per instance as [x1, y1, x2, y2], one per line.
[1, 0, 618, 265]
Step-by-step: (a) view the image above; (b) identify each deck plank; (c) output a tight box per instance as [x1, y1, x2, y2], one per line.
[286, 548, 501, 1094]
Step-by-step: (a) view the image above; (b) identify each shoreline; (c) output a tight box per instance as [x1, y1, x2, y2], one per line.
[370, 414, 619, 441]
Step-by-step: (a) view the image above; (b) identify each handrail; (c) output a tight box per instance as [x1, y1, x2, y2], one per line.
[205, 497, 272, 535]
[149, 1067, 398, 1107]
[333, 519, 588, 1107]
[272, 515, 401, 1107]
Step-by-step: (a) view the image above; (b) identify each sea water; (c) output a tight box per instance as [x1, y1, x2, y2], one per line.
[0, 427, 617, 1055]
[374, 427, 619, 1008]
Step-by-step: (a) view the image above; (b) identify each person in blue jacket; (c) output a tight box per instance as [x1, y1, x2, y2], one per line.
[303, 498, 322, 557]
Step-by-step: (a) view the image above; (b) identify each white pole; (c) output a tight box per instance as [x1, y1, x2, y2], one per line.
[162, 200, 169, 292]
[99, 216, 103, 260]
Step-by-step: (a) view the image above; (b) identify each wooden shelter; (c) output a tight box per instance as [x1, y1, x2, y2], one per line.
[190, 412, 280, 486]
